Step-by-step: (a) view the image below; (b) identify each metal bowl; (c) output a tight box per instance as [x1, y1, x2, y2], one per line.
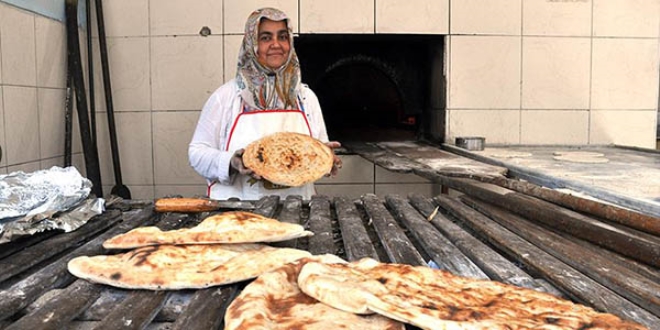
[455, 136, 485, 151]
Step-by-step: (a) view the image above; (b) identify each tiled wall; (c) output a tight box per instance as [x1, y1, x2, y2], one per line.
[0, 0, 658, 199]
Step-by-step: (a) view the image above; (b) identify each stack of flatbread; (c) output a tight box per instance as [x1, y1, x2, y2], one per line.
[224, 257, 646, 329]
[67, 211, 314, 290]
[243, 132, 334, 187]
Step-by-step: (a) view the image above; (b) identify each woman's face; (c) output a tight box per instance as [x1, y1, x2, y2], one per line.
[256, 19, 291, 70]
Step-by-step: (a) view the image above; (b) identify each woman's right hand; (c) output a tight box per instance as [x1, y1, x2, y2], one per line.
[230, 149, 261, 179]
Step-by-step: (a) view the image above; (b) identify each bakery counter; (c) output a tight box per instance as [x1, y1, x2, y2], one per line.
[0, 192, 659, 329]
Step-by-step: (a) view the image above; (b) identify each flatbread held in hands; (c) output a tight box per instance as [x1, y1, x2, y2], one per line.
[68, 243, 311, 290]
[242, 132, 334, 187]
[298, 258, 647, 330]
[225, 254, 404, 330]
[103, 211, 313, 249]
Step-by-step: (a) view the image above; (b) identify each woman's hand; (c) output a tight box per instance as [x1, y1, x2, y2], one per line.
[325, 141, 342, 176]
[230, 149, 261, 179]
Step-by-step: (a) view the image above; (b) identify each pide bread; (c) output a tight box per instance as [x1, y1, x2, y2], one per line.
[67, 243, 311, 290]
[102, 211, 313, 249]
[224, 254, 404, 330]
[297, 258, 647, 330]
[242, 132, 333, 187]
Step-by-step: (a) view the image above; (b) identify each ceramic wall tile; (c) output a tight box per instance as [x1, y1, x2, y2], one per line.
[100, 0, 149, 37]
[153, 111, 207, 185]
[590, 110, 657, 149]
[3, 87, 39, 165]
[376, 0, 448, 34]
[447, 109, 521, 144]
[451, 0, 521, 35]
[35, 16, 66, 88]
[150, 0, 223, 36]
[449, 36, 521, 109]
[317, 155, 374, 184]
[155, 185, 208, 199]
[315, 184, 374, 199]
[591, 38, 659, 110]
[375, 183, 442, 198]
[521, 110, 589, 144]
[224, 0, 299, 34]
[594, 0, 660, 37]
[7, 161, 40, 174]
[151, 36, 224, 111]
[300, 0, 374, 33]
[523, 0, 592, 36]
[522, 37, 590, 109]
[38, 88, 66, 159]
[1, 5, 36, 86]
[223, 35, 243, 83]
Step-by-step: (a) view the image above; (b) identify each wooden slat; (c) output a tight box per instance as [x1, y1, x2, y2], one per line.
[361, 194, 425, 265]
[0, 215, 122, 283]
[0, 231, 59, 260]
[308, 196, 336, 255]
[385, 195, 487, 279]
[5, 280, 102, 330]
[92, 291, 169, 330]
[408, 194, 554, 293]
[252, 196, 279, 217]
[334, 197, 380, 261]
[0, 207, 154, 321]
[272, 196, 303, 249]
[170, 286, 238, 330]
[462, 196, 660, 317]
[434, 194, 660, 328]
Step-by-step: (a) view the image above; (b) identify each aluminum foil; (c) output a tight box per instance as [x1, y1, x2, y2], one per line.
[0, 166, 105, 244]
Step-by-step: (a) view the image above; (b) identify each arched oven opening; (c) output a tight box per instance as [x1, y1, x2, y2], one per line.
[296, 34, 445, 143]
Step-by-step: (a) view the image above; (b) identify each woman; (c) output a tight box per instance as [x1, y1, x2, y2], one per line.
[188, 7, 341, 200]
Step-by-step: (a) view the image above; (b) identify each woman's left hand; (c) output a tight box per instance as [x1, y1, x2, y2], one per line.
[325, 141, 342, 176]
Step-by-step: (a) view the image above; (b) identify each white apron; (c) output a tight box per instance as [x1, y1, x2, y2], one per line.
[208, 103, 315, 200]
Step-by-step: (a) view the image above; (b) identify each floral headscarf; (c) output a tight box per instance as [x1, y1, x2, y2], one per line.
[236, 8, 301, 110]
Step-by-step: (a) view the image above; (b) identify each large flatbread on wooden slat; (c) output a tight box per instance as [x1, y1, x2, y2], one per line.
[68, 243, 311, 290]
[298, 258, 647, 330]
[242, 132, 333, 187]
[103, 211, 312, 249]
[225, 254, 404, 330]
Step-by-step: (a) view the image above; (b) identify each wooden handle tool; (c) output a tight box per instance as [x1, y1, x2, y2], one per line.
[154, 198, 255, 212]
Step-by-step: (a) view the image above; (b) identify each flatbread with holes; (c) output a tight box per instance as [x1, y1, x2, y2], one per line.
[225, 254, 404, 330]
[102, 211, 312, 249]
[242, 132, 333, 187]
[68, 243, 311, 290]
[298, 258, 647, 330]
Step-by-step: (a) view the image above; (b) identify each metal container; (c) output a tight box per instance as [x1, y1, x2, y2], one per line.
[455, 136, 485, 151]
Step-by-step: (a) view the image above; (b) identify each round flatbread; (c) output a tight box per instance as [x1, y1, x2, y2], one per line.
[68, 243, 311, 290]
[103, 211, 313, 249]
[243, 132, 333, 187]
[298, 258, 646, 330]
[224, 254, 404, 330]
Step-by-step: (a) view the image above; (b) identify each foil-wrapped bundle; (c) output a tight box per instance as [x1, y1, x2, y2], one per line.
[0, 166, 104, 244]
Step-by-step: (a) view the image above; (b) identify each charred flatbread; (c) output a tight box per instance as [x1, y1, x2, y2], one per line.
[298, 258, 647, 330]
[68, 243, 311, 290]
[225, 254, 404, 330]
[242, 132, 333, 187]
[103, 211, 312, 249]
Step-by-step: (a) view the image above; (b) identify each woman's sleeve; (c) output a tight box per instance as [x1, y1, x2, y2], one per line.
[302, 86, 330, 143]
[188, 85, 236, 185]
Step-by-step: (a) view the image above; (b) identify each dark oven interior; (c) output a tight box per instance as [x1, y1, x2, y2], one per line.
[296, 34, 445, 143]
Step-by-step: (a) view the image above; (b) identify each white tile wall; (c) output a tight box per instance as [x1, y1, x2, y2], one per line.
[150, 0, 224, 36]
[0, 87, 4, 167]
[593, 0, 660, 38]
[1, 5, 36, 86]
[522, 0, 592, 36]
[223, 35, 243, 83]
[451, 0, 521, 35]
[224, 0, 299, 34]
[38, 88, 66, 159]
[153, 111, 206, 185]
[100, 0, 149, 37]
[522, 37, 591, 109]
[155, 185, 208, 199]
[447, 109, 521, 144]
[590, 110, 657, 148]
[376, 0, 449, 34]
[521, 110, 589, 144]
[151, 36, 224, 111]
[3, 86, 39, 165]
[300, 0, 374, 33]
[449, 36, 521, 109]
[35, 16, 66, 88]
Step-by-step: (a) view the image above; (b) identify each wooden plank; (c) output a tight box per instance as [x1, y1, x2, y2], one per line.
[385, 195, 487, 279]
[483, 176, 660, 236]
[0, 207, 154, 321]
[408, 194, 554, 293]
[308, 196, 336, 255]
[272, 196, 303, 249]
[0, 214, 121, 283]
[462, 196, 660, 317]
[433, 176, 660, 268]
[434, 194, 660, 328]
[92, 291, 169, 330]
[170, 286, 238, 330]
[0, 231, 59, 260]
[333, 197, 380, 261]
[4, 280, 102, 330]
[252, 196, 279, 217]
[361, 194, 425, 266]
